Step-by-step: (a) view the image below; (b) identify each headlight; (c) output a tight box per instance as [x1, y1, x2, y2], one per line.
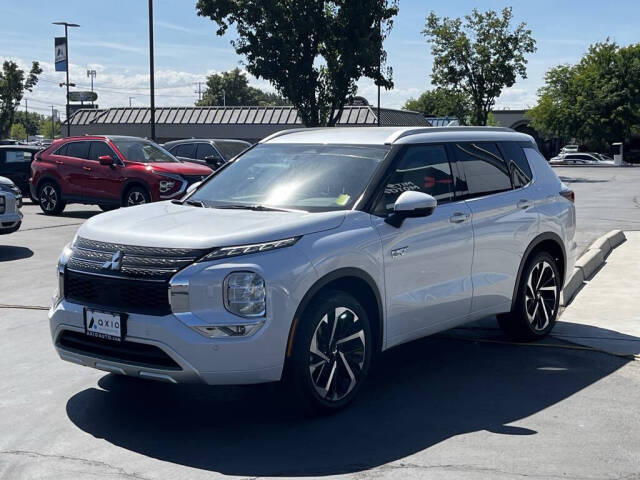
[224, 272, 266, 317]
[159, 180, 176, 193]
[200, 237, 300, 262]
[0, 183, 20, 195]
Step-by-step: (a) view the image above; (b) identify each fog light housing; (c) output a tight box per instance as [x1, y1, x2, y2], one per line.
[159, 180, 175, 193]
[224, 272, 266, 317]
[194, 322, 264, 338]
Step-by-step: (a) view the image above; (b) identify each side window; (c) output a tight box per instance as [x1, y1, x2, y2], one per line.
[374, 145, 455, 215]
[454, 143, 512, 197]
[196, 143, 218, 160]
[501, 142, 532, 188]
[175, 143, 196, 158]
[5, 150, 31, 163]
[65, 141, 90, 159]
[88, 141, 117, 161]
[53, 144, 68, 156]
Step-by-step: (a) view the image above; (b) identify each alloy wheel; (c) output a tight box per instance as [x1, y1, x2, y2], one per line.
[309, 306, 366, 402]
[525, 260, 558, 331]
[127, 191, 147, 206]
[40, 185, 57, 211]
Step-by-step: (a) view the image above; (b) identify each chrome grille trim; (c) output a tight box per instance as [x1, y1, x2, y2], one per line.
[69, 237, 209, 280]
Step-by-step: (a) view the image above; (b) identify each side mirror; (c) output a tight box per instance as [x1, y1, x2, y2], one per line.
[186, 181, 202, 194]
[204, 155, 225, 169]
[98, 155, 115, 166]
[385, 191, 437, 228]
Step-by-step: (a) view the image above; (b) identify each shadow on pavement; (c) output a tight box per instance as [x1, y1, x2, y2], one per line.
[36, 210, 99, 220]
[558, 176, 609, 184]
[65, 336, 629, 477]
[0, 246, 34, 262]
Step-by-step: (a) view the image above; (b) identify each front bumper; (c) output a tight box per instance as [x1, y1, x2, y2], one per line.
[50, 299, 286, 385]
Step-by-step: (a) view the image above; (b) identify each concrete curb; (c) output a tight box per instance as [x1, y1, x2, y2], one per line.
[560, 230, 627, 307]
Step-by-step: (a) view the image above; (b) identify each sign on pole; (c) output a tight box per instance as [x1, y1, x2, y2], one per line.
[55, 37, 67, 72]
[68, 91, 98, 102]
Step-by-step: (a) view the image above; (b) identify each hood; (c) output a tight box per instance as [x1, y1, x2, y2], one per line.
[128, 161, 213, 176]
[78, 201, 346, 249]
[0, 176, 14, 185]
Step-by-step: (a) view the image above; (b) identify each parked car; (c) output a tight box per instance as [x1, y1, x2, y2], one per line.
[164, 139, 251, 169]
[0, 139, 19, 146]
[0, 145, 42, 198]
[0, 175, 23, 234]
[550, 152, 614, 165]
[50, 127, 576, 413]
[560, 144, 579, 154]
[30, 135, 213, 215]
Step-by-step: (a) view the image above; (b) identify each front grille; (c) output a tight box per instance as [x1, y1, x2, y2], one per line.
[65, 270, 171, 315]
[67, 237, 208, 280]
[57, 330, 181, 370]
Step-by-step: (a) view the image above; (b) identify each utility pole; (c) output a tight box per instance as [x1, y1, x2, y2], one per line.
[87, 69, 96, 107]
[51, 106, 55, 140]
[53, 21, 80, 137]
[24, 99, 28, 116]
[194, 82, 203, 102]
[148, 0, 156, 141]
[222, 89, 226, 107]
[129, 97, 134, 107]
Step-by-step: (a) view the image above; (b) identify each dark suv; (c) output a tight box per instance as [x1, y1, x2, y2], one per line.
[30, 135, 212, 215]
[0, 145, 41, 198]
[164, 139, 251, 169]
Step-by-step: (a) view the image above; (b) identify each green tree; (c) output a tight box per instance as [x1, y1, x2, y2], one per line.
[38, 115, 61, 139]
[0, 60, 42, 137]
[403, 88, 472, 124]
[14, 110, 44, 136]
[196, 0, 398, 126]
[423, 8, 536, 126]
[10, 123, 27, 140]
[196, 68, 288, 106]
[528, 41, 640, 149]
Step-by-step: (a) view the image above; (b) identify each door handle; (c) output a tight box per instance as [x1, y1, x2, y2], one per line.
[55, 160, 63, 165]
[83, 166, 92, 171]
[450, 212, 470, 223]
[517, 199, 533, 209]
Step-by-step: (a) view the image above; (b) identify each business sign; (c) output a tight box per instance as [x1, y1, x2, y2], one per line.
[55, 37, 67, 71]
[68, 91, 98, 102]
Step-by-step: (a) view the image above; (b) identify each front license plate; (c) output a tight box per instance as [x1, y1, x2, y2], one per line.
[84, 309, 125, 342]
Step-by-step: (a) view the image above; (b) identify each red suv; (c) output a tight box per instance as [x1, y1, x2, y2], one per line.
[30, 135, 213, 215]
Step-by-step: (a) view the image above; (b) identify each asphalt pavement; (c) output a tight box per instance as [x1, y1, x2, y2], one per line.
[1, 185, 640, 479]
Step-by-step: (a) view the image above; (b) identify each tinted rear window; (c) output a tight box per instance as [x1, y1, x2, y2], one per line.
[215, 141, 249, 159]
[501, 142, 532, 188]
[454, 143, 512, 197]
[53, 144, 68, 156]
[65, 141, 90, 159]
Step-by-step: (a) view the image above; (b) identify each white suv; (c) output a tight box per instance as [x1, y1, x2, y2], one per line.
[50, 127, 577, 413]
[0, 176, 23, 234]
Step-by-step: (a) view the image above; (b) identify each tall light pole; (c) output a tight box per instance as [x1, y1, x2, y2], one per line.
[53, 21, 80, 137]
[148, 0, 156, 141]
[87, 69, 96, 107]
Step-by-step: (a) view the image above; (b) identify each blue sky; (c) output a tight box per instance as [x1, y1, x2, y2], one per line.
[2, 0, 640, 119]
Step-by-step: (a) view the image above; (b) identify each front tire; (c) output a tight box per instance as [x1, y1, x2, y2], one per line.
[123, 186, 150, 207]
[287, 290, 372, 415]
[498, 251, 561, 341]
[38, 181, 66, 215]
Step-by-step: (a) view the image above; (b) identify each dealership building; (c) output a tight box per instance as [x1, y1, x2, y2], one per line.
[68, 105, 430, 144]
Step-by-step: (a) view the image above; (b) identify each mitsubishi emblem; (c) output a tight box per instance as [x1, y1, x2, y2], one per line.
[102, 250, 123, 271]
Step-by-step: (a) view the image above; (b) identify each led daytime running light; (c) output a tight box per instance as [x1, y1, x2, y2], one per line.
[200, 236, 300, 262]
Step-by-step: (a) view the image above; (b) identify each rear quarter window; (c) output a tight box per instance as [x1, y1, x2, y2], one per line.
[501, 142, 532, 188]
[65, 141, 90, 159]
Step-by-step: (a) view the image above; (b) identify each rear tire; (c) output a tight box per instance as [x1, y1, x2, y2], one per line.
[38, 181, 66, 215]
[287, 290, 372, 415]
[122, 186, 150, 207]
[498, 251, 561, 341]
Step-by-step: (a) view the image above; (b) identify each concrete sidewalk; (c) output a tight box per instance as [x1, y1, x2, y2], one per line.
[553, 231, 640, 356]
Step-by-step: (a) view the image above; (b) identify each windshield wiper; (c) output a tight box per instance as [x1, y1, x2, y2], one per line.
[182, 199, 207, 208]
[212, 204, 294, 212]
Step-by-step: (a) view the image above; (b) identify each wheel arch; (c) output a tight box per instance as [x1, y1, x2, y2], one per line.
[511, 232, 566, 309]
[121, 179, 152, 203]
[285, 267, 384, 361]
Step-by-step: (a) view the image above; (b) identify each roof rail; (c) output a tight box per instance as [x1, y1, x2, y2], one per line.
[387, 126, 513, 144]
[259, 127, 326, 143]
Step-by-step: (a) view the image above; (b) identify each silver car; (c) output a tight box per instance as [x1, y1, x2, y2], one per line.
[50, 127, 577, 413]
[0, 176, 23, 234]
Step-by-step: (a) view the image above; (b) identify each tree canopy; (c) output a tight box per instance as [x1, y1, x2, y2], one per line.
[528, 41, 640, 149]
[196, 0, 398, 126]
[403, 88, 472, 125]
[0, 60, 42, 137]
[423, 7, 536, 126]
[196, 68, 288, 107]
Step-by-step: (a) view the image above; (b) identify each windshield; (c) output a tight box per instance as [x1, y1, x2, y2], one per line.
[112, 139, 178, 163]
[189, 143, 390, 212]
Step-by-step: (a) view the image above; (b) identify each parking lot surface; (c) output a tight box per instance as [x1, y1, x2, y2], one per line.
[1, 173, 640, 479]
